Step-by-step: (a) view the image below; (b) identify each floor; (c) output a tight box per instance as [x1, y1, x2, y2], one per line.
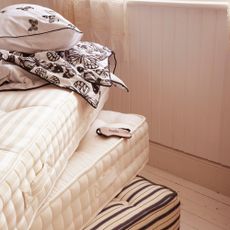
[140, 165, 230, 230]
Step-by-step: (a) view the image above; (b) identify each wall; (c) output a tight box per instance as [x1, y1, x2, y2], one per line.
[220, 50, 230, 166]
[105, 1, 230, 195]
[106, 1, 230, 168]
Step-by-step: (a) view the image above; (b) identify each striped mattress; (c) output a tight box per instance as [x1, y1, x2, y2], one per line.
[85, 176, 180, 230]
[0, 85, 109, 229]
[31, 110, 149, 229]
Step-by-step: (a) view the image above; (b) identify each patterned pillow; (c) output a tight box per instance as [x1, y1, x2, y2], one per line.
[0, 4, 83, 52]
[0, 41, 128, 108]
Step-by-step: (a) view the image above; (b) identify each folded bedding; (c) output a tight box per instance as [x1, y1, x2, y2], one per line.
[0, 3, 83, 52]
[0, 41, 128, 108]
[0, 3, 128, 108]
[0, 85, 109, 229]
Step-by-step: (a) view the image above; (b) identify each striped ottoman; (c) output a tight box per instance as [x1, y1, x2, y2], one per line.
[85, 176, 180, 230]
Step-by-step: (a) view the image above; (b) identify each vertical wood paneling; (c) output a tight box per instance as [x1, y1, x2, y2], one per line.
[212, 10, 228, 164]
[150, 7, 163, 142]
[159, 8, 175, 147]
[109, 2, 229, 166]
[220, 52, 230, 166]
[128, 6, 153, 137]
[184, 8, 202, 155]
[171, 9, 188, 150]
[196, 9, 217, 159]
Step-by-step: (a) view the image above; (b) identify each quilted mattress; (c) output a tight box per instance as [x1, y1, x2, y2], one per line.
[31, 110, 149, 229]
[0, 85, 109, 229]
[85, 176, 180, 230]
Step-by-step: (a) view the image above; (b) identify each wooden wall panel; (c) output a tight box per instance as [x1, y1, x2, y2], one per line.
[107, 1, 229, 166]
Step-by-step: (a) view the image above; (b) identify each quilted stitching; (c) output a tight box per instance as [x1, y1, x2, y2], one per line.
[0, 86, 109, 229]
[32, 117, 149, 229]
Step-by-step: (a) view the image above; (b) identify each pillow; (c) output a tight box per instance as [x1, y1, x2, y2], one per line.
[0, 4, 83, 53]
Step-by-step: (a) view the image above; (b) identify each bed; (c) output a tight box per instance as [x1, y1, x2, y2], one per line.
[0, 89, 149, 229]
[0, 85, 109, 229]
[31, 111, 149, 229]
[0, 3, 150, 229]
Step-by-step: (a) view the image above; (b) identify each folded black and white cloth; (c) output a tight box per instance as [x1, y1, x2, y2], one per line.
[0, 63, 49, 91]
[0, 41, 128, 108]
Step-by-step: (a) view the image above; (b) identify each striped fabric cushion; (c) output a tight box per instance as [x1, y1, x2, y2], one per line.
[84, 176, 180, 230]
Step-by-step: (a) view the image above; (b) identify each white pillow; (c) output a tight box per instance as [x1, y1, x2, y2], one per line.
[0, 4, 83, 52]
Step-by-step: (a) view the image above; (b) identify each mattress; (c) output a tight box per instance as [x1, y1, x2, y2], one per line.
[0, 85, 109, 229]
[31, 110, 149, 230]
[85, 176, 180, 230]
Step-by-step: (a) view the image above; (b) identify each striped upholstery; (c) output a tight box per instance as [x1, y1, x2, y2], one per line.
[85, 176, 180, 230]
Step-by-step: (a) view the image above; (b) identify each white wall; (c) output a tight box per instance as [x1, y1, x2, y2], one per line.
[106, 1, 230, 167]
[220, 51, 230, 165]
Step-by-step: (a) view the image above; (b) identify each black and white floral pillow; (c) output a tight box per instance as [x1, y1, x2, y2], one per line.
[0, 42, 128, 108]
[0, 4, 83, 52]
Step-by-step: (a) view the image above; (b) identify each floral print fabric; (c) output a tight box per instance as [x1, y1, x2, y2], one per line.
[0, 41, 128, 108]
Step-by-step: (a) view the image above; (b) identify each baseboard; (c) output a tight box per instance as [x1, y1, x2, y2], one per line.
[149, 142, 230, 197]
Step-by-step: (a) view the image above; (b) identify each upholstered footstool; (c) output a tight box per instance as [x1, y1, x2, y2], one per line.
[85, 176, 180, 230]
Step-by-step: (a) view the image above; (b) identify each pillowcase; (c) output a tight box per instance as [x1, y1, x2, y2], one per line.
[0, 4, 83, 53]
[0, 41, 128, 108]
[0, 62, 49, 91]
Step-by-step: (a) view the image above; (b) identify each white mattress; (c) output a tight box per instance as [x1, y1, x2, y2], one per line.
[0, 85, 109, 229]
[31, 110, 149, 230]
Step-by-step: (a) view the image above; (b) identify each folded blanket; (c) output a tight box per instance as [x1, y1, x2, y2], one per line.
[0, 63, 48, 90]
[0, 41, 128, 108]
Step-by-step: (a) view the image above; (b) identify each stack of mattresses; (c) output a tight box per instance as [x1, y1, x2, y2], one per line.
[31, 111, 149, 229]
[0, 86, 109, 229]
